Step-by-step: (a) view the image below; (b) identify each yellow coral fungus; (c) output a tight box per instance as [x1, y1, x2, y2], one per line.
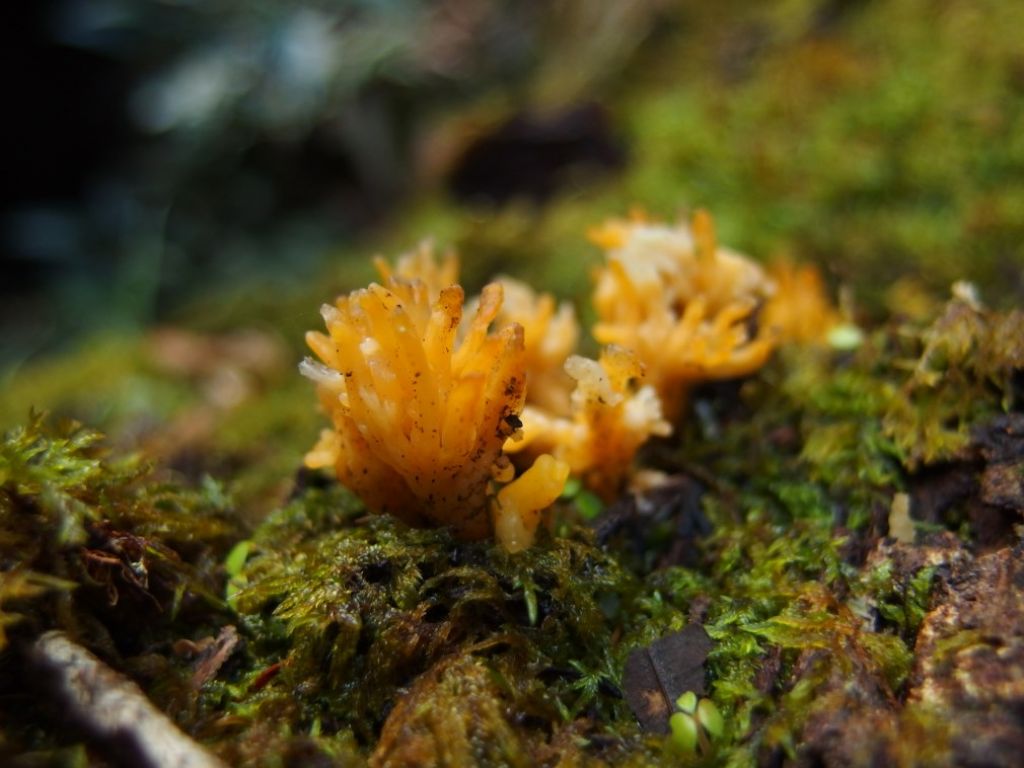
[507, 346, 671, 501]
[762, 259, 841, 344]
[372, 241, 459, 299]
[493, 454, 571, 553]
[590, 210, 777, 418]
[304, 207, 805, 543]
[377, 244, 581, 416]
[302, 275, 567, 550]
[493, 276, 579, 417]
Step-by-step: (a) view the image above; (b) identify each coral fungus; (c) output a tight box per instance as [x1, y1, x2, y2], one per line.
[492, 276, 579, 416]
[589, 210, 777, 418]
[305, 210, 800, 544]
[376, 244, 580, 416]
[302, 274, 567, 550]
[763, 259, 841, 345]
[373, 241, 459, 300]
[508, 345, 671, 501]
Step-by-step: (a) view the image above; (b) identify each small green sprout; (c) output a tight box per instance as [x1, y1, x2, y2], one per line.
[668, 691, 725, 757]
[560, 476, 604, 521]
[669, 710, 699, 754]
[224, 539, 251, 608]
[827, 323, 864, 351]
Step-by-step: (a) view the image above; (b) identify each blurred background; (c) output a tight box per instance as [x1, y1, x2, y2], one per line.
[5, 0, 1023, 360]
[2, 0, 649, 363]
[2, 0, 1023, 505]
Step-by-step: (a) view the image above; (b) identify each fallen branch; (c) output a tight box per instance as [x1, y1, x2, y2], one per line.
[30, 631, 227, 768]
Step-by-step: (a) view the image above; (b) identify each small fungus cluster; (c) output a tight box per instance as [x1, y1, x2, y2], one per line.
[588, 210, 778, 419]
[302, 274, 567, 551]
[303, 210, 836, 550]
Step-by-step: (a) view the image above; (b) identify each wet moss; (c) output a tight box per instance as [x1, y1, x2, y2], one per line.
[1, 415, 239, 623]
[223, 483, 634, 744]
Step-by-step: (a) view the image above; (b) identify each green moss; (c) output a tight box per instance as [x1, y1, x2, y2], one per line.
[219, 482, 635, 748]
[607, 287, 1021, 764]
[884, 295, 1024, 467]
[0, 414, 239, 650]
[620, 0, 1024, 311]
[860, 560, 937, 640]
[2, 298, 1019, 764]
[0, 336, 190, 433]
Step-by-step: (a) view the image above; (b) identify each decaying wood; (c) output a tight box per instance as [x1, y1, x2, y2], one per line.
[30, 631, 227, 768]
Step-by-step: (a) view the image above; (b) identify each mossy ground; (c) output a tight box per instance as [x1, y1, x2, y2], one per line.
[2, 1, 1023, 766]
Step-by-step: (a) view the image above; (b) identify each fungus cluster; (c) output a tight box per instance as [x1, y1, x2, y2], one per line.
[302, 273, 568, 551]
[506, 345, 671, 502]
[588, 210, 778, 419]
[762, 258, 842, 345]
[303, 210, 836, 550]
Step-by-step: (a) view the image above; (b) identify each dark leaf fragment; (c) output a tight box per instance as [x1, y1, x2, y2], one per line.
[622, 624, 712, 733]
[187, 625, 240, 690]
